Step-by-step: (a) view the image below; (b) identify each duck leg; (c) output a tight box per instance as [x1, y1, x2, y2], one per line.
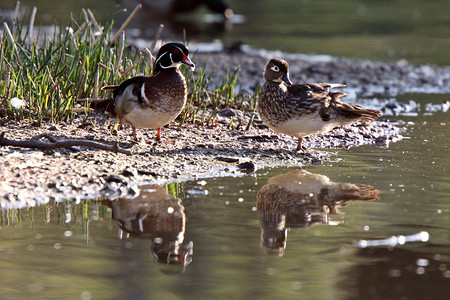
[296, 137, 307, 152]
[154, 127, 161, 141]
[131, 125, 138, 141]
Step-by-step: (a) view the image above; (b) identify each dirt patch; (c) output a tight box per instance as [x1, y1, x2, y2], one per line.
[0, 108, 402, 209]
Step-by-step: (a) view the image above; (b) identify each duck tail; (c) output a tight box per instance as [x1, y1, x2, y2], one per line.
[98, 85, 118, 117]
[100, 85, 119, 91]
[353, 184, 380, 201]
[349, 104, 382, 122]
[334, 183, 380, 204]
[331, 93, 381, 122]
[358, 108, 382, 122]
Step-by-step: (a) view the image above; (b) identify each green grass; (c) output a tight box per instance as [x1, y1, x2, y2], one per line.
[0, 2, 257, 127]
[1, 3, 144, 122]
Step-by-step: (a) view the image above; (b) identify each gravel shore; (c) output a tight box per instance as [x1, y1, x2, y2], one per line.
[0, 110, 404, 209]
[2, 47, 449, 208]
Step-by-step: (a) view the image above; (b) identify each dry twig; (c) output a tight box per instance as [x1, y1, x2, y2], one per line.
[110, 3, 142, 45]
[28, 7, 37, 43]
[0, 132, 132, 155]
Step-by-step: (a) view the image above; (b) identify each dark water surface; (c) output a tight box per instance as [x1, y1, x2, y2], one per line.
[1, 94, 449, 299]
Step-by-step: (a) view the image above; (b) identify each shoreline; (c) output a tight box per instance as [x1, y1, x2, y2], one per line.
[2, 48, 449, 209]
[0, 114, 404, 209]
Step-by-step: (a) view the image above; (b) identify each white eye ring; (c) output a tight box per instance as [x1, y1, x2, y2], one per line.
[271, 65, 280, 72]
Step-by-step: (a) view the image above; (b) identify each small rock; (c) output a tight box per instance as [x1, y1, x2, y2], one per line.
[47, 182, 57, 189]
[78, 122, 93, 129]
[311, 157, 323, 165]
[102, 174, 128, 185]
[216, 108, 236, 117]
[375, 136, 388, 143]
[122, 169, 135, 177]
[215, 156, 239, 163]
[252, 119, 268, 129]
[375, 135, 390, 148]
[9, 97, 26, 109]
[238, 134, 278, 142]
[237, 161, 255, 173]
[137, 169, 158, 177]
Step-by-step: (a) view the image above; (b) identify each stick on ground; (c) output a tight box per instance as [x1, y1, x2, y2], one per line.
[0, 132, 132, 155]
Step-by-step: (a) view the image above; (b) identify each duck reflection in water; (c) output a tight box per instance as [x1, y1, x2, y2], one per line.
[107, 186, 193, 271]
[257, 168, 380, 256]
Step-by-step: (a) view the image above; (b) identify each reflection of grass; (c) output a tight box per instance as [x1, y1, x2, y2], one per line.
[0, 200, 111, 226]
[1, 2, 256, 126]
[166, 182, 185, 199]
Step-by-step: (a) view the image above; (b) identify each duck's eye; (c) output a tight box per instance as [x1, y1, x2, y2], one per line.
[173, 48, 180, 54]
[271, 65, 280, 72]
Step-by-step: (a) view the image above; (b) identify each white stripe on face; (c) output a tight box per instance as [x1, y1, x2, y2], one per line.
[141, 83, 150, 104]
[157, 52, 182, 69]
[154, 51, 168, 67]
[155, 45, 188, 69]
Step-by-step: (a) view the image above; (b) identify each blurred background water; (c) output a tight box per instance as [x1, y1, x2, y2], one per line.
[1, 0, 450, 64]
[0, 0, 449, 299]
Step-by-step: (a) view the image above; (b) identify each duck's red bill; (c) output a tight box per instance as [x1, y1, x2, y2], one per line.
[182, 55, 195, 70]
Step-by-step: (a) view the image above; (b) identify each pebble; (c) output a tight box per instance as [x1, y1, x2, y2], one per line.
[215, 156, 240, 163]
[237, 162, 255, 173]
[216, 108, 237, 117]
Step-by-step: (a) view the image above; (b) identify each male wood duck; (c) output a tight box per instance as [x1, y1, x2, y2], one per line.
[102, 43, 195, 141]
[107, 186, 193, 269]
[258, 58, 382, 151]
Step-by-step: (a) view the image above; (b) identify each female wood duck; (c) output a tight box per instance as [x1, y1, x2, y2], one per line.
[257, 168, 379, 255]
[258, 58, 381, 151]
[102, 43, 195, 141]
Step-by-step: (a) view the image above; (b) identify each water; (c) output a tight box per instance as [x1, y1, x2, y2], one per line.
[3, 0, 450, 65]
[225, 0, 450, 65]
[1, 94, 449, 299]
